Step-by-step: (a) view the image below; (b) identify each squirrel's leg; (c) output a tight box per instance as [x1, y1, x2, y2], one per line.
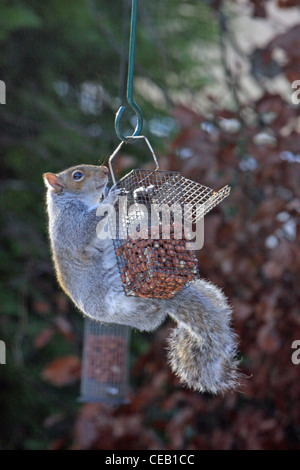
[71, 205, 168, 330]
[165, 279, 239, 393]
[98, 287, 168, 331]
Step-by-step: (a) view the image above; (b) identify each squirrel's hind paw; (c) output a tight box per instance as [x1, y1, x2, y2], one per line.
[167, 325, 240, 394]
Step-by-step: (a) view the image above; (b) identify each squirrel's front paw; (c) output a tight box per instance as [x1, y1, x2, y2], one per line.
[104, 186, 122, 206]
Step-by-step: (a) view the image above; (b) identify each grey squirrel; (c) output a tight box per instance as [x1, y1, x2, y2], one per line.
[43, 164, 239, 394]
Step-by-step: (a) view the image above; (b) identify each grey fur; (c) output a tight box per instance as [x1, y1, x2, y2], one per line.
[44, 169, 239, 394]
[167, 279, 240, 393]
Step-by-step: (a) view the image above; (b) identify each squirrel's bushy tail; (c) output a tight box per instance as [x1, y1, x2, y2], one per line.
[166, 279, 240, 394]
[167, 324, 239, 393]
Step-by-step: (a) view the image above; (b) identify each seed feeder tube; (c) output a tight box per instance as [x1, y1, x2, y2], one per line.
[79, 317, 130, 405]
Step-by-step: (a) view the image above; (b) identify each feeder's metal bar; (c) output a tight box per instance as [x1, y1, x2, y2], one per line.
[109, 135, 159, 185]
[115, 0, 143, 141]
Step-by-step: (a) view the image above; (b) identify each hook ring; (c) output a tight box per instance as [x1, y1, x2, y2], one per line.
[115, 0, 143, 142]
[115, 103, 144, 142]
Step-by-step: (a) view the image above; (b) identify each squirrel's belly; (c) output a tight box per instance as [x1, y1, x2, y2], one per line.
[53, 249, 123, 310]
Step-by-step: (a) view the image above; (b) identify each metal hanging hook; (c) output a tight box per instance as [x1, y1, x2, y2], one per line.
[109, 135, 159, 185]
[115, 0, 143, 141]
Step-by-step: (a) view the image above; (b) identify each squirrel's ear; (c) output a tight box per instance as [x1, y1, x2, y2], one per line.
[43, 173, 64, 193]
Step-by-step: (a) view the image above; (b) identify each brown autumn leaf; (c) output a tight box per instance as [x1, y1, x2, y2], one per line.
[277, 0, 300, 7]
[257, 324, 281, 353]
[203, 214, 222, 247]
[232, 299, 253, 321]
[165, 407, 195, 449]
[283, 62, 300, 83]
[269, 24, 300, 61]
[271, 240, 295, 272]
[54, 315, 74, 341]
[72, 403, 102, 450]
[250, 0, 267, 17]
[33, 300, 51, 315]
[41, 355, 81, 387]
[34, 327, 55, 349]
[172, 105, 203, 129]
[254, 198, 285, 221]
[262, 260, 283, 280]
[54, 293, 69, 313]
[48, 438, 67, 450]
[255, 93, 295, 132]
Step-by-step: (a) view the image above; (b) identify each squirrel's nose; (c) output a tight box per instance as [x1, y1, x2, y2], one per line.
[101, 166, 109, 176]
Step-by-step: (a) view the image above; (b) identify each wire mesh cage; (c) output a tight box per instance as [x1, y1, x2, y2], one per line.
[153, 175, 231, 225]
[80, 318, 130, 405]
[113, 169, 200, 299]
[108, 137, 230, 300]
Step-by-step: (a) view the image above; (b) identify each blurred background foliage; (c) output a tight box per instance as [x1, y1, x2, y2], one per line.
[0, 0, 218, 449]
[0, 0, 300, 450]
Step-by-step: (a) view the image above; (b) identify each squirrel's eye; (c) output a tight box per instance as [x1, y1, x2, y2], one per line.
[72, 171, 84, 181]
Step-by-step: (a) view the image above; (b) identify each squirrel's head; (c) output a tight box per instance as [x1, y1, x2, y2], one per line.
[43, 164, 109, 206]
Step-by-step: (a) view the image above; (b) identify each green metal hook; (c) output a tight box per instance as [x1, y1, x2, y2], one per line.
[115, 0, 143, 141]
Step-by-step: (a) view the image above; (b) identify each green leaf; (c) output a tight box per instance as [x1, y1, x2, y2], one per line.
[0, 5, 41, 40]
